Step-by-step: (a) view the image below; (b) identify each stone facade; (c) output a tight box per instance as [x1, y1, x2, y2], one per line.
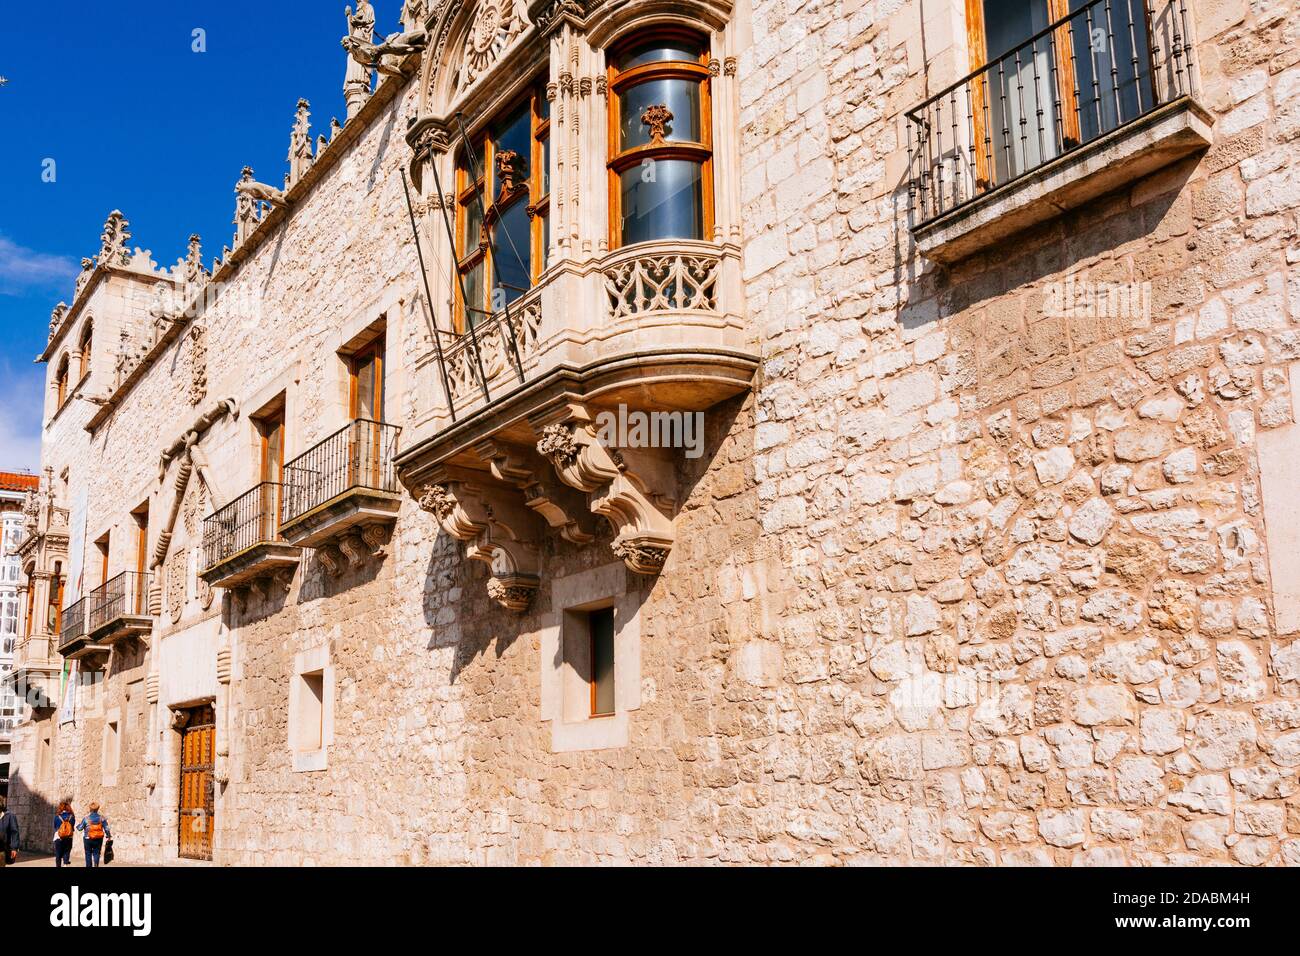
[5, 0, 1300, 866]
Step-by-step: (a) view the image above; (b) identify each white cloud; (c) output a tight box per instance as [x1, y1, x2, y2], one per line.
[0, 356, 45, 471]
[0, 234, 78, 297]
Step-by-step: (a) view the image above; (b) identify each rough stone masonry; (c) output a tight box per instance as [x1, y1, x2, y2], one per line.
[7, 0, 1300, 865]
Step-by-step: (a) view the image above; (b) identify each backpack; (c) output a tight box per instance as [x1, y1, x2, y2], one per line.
[86, 817, 105, 840]
[58, 815, 74, 839]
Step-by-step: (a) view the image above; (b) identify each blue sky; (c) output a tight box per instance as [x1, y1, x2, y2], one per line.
[0, 1, 405, 471]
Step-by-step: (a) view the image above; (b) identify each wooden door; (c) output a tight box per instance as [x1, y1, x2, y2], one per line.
[178, 704, 215, 862]
[348, 340, 385, 488]
[258, 411, 285, 541]
[133, 508, 149, 615]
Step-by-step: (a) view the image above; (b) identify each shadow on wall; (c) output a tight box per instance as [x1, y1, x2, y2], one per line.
[886, 152, 1198, 331]
[427, 391, 751, 686]
[10, 771, 56, 853]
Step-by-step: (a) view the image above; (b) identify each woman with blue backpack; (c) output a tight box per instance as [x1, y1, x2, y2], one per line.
[53, 800, 76, 866]
[76, 802, 111, 867]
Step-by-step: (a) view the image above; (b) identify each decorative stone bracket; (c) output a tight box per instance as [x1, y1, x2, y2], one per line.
[534, 403, 676, 574]
[417, 468, 543, 611]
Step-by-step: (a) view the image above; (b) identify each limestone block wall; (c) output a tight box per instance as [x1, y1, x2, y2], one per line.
[731, 0, 1300, 863]
[12, 0, 1300, 866]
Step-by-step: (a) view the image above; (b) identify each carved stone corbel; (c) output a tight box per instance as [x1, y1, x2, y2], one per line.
[318, 544, 345, 577]
[533, 404, 676, 574]
[337, 533, 368, 569]
[417, 468, 541, 610]
[474, 439, 596, 545]
[360, 522, 390, 556]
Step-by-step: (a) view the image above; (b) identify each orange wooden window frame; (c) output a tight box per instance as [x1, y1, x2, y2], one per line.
[24, 572, 35, 637]
[453, 81, 550, 333]
[55, 357, 69, 409]
[606, 28, 714, 250]
[588, 607, 615, 718]
[347, 336, 386, 422]
[78, 322, 93, 384]
[47, 564, 64, 636]
[964, 0, 1080, 191]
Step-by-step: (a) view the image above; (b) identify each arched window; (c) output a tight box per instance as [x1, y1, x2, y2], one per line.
[48, 561, 64, 636]
[23, 565, 36, 638]
[607, 30, 713, 247]
[78, 320, 93, 382]
[453, 82, 550, 331]
[54, 354, 70, 409]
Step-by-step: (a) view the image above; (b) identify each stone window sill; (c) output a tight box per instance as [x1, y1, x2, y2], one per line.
[912, 97, 1213, 265]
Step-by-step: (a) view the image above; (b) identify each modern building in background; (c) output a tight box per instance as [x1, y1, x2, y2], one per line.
[0, 471, 40, 795]
[6, 0, 1300, 865]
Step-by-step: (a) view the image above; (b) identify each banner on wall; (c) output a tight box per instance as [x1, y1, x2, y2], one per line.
[58, 659, 77, 725]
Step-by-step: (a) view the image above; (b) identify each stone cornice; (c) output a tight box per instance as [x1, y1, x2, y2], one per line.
[38, 263, 177, 365]
[208, 59, 421, 289]
[84, 315, 191, 434]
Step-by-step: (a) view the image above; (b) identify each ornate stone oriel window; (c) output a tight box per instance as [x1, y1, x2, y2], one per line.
[606, 29, 713, 248]
[454, 82, 550, 332]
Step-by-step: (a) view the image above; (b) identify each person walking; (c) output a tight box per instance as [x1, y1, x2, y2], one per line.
[53, 801, 76, 867]
[0, 798, 19, 867]
[77, 802, 111, 868]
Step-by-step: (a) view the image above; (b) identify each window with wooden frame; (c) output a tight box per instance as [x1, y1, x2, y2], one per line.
[587, 607, 615, 718]
[607, 29, 713, 248]
[965, 0, 1154, 191]
[48, 561, 64, 636]
[78, 320, 93, 383]
[54, 354, 70, 409]
[346, 333, 386, 489]
[94, 534, 110, 589]
[453, 82, 550, 332]
[347, 335, 386, 422]
[23, 566, 35, 637]
[255, 403, 286, 539]
[132, 502, 149, 615]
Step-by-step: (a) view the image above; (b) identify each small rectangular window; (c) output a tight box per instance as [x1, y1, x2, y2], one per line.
[296, 670, 325, 752]
[589, 608, 615, 717]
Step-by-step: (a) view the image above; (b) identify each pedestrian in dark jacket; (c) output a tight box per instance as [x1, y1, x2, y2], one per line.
[0, 798, 19, 866]
[77, 802, 111, 868]
[53, 801, 76, 867]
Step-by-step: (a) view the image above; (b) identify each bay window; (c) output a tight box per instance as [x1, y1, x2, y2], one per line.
[454, 83, 550, 332]
[607, 31, 713, 247]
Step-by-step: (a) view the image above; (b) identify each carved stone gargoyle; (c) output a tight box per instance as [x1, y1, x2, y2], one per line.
[235, 166, 287, 208]
[341, 28, 428, 77]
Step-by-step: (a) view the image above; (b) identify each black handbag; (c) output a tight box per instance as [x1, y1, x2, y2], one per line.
[103, 839, 114, 864]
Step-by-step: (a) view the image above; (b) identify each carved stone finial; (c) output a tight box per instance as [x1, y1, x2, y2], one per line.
[183, 234, 208, 286]
[48, 302, 68, 341]
[288, 99, 314, 186]
[399, 0, 426, 31]
[74, 257, 95, 297]
[641, 104, 673, 145]
[99, 210, 131, 267]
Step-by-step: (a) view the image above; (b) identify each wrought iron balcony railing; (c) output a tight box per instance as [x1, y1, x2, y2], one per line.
[280, 419, 401, 525]
[906, 0, 1196, 227]
[88, 571, 151, 633]
[202, 481, 284, 571]
[59, 594, 90, 648]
